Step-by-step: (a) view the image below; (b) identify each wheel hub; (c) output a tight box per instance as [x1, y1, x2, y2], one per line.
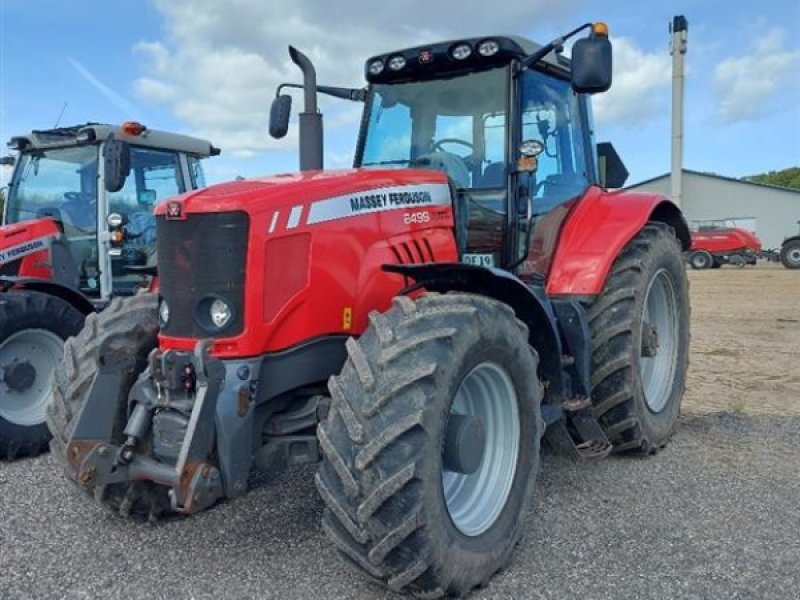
[2, 360, 37, 393]
[789, 249, 800, 263]
[442, 413, 485, 475]
[641, 322, 659, 358]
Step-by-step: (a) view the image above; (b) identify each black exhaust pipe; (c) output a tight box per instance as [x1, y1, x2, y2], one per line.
[288, 46, 323, 171]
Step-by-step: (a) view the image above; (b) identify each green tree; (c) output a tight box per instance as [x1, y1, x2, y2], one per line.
[743, 167, 800, 190]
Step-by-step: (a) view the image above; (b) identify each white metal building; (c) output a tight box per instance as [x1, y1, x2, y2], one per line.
[627, 169, 800, 249]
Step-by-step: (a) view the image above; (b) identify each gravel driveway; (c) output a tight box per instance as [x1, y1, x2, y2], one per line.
[1, 265, 798, 599]
[1, 413, 797, 600]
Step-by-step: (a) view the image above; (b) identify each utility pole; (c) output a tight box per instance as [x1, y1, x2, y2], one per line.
[670, 15, 688, 208]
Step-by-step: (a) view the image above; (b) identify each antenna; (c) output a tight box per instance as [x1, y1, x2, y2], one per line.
[54, 102, 68, 128]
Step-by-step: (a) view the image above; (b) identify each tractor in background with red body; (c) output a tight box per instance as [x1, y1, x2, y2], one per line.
[51, 23, 690, 597]
[0, 122, 217, 458]
[687, 218, 761, 269]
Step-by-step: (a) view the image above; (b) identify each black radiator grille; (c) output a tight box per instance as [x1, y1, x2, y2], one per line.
[157, 212, 249, 338]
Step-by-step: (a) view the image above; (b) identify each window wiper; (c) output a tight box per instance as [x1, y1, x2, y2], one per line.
[360, 159, 412, 166]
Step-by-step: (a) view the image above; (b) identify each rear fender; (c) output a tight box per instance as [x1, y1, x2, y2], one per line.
[0, 277, 95, 315]
[384, 263, 565, 398]
[547, 187, 690, 296]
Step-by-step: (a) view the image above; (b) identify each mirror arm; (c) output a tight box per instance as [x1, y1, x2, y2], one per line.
[277, 82, 366, 102]
[519, 22, 592, 70]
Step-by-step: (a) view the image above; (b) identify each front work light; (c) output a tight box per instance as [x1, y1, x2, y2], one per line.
[451, 43, 472, 60]
[368, 59, 385, 75]
[388, 55, 407, 71]
[477, 40, 500, 57]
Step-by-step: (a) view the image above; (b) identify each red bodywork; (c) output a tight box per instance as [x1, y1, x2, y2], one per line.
[156, 169, 458, 358]
[0, 218, 62, 280]
[156, 171, 684, 359]
[546, 188, 687, 295]
[691, 227, 761, 256]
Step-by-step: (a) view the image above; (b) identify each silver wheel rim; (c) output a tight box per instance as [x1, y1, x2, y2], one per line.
[788, 249, 800, 265]
[639, 269, 679, 413]
[693, 253, 709, 268]
[0, 329, 63, 426]
[442, 361, 520, 537]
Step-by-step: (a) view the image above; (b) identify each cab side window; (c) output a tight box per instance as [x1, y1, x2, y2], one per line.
[520, 70, 588, 215]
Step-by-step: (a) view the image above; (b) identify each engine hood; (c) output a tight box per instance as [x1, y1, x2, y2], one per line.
[154, 168, 450, 217]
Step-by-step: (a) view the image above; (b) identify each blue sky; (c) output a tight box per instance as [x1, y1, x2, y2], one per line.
[1, 0, 798, 186]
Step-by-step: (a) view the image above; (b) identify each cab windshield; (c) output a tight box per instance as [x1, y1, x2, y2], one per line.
[359, 67, 509, 190]
[6, 145, 99, 234]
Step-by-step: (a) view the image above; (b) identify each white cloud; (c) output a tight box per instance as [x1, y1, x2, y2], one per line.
[135, 0, 587, 156]
[591, 37, 671, 127]
[713, 28, 800, 123]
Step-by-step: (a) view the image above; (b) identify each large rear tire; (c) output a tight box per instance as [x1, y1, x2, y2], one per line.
[780, 239, 800, 269]
[588, 222, 690, 453]
[0, 291, 85, 459]
[317, 293, 543, 598]
[46, 294, 169, 519]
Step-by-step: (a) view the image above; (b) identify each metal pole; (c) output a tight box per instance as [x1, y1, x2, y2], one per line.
[670, 15, 688, 208]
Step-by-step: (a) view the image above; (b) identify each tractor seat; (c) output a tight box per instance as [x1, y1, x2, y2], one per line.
[478, 162, 506, 188]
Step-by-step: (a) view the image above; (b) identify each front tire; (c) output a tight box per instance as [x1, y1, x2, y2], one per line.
[588, 222, 690, 453]
[780, 239, 800, 269]
[46, 294, 169, 519]
[317, 293, 543, 598]
[0, 291, 85, 459]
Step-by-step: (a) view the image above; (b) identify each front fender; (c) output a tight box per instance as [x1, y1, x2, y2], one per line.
[0, 276, 96, 315]
[384, 262, 564, 397]
[547, 187, 689, 296]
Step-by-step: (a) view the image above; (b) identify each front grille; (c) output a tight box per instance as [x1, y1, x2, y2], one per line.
[157, 212, 249, 338]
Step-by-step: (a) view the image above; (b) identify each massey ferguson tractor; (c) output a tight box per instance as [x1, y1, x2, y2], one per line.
[50, 24, 690, 598]
[0, 122, 217, 459]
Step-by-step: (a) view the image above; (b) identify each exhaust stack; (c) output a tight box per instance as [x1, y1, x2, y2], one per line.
[289, 46, 324, 171]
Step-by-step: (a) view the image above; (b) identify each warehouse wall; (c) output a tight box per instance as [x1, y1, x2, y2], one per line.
[629, 171, 800, 248]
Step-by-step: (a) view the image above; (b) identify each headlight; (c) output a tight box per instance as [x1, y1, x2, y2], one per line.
[210, 299, 232, 329]
[388, 55, 406, 71]
[477, 40, 500, 57]
[451, 43, 472, 60]
[159, 300, 170, 326]
[368, 59, 385, 75]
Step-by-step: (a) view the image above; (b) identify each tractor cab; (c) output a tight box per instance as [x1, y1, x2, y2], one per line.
[3, 123, 218, 302]
[356, 33, 613, 277]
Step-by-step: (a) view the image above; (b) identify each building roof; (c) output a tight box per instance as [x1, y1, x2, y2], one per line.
[628, 169, 800, 196]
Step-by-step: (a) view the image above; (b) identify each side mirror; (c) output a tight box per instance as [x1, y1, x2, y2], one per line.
[0, 155, 15, 167]
[571, 33, 612, 94]
[269, 94, 292, 139]
[103, 136, 131, 193]
[597, 142, 628, 188]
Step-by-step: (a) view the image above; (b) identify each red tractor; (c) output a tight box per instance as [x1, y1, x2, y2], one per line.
[0, 122, 217, 458]
[51, 24, 690, 598]
[687, 218, 761, 269]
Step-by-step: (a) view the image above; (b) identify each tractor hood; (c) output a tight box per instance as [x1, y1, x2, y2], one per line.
[154, 168, 451, 218]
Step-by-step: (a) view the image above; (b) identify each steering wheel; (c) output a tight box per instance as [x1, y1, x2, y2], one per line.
[415, 151, 471, 188]
[432, 138, 474, 155]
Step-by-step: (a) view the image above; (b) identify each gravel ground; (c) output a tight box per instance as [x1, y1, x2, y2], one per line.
[1, 265, 798, 599]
